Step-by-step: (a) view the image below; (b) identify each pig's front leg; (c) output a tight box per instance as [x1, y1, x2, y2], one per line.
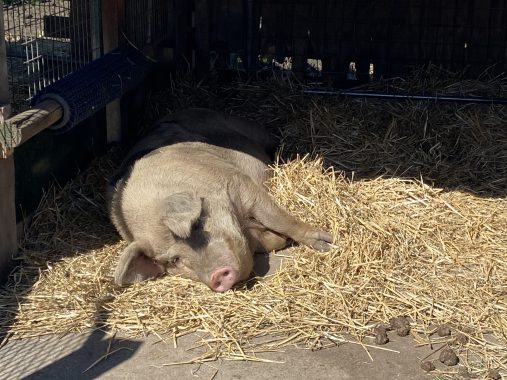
[231, 176, 334, 252]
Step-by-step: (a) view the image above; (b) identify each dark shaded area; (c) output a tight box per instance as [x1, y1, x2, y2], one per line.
[241, 253, 271, 290]
[23, 331, 142, 380]
[20, 301, 141, 380]
[142, 74, 507, 198]
[13, 110, 108, 224]
[1, 144, 121, 344]
[252, 252, 271, 278]
[193, 0, 507, 84]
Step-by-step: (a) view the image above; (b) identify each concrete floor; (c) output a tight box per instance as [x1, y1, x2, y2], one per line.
[0, 253, 438, 380]
[0, 330, 435, 380]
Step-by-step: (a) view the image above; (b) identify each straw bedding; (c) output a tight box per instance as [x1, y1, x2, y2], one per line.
[0, 66, 506, 378]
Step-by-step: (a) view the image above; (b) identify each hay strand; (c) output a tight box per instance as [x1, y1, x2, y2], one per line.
[0, 66, 506, 378]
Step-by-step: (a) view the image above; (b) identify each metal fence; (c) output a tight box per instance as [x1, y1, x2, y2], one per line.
[123, 0, 172, 48]
[3, 0, 183, 114]
[3, 0, 101, 113]
[7, 0, 505, 114]
[193, 0, 507, 86]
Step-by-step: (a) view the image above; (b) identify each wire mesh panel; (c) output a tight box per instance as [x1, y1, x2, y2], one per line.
[122, 0, 174, 48]
[3, 0, 101, 113]
[120, 0, 194, 73]
[256, 0, 507, 85]
[193, 0, 251, 75]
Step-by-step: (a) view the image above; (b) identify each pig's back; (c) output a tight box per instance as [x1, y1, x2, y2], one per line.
[110, 109, 275, 189]
[113, 141, 269, 237]
[130, 141, 270, 191]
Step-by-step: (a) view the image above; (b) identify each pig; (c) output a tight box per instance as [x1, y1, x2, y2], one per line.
[108, 108, 333, 292]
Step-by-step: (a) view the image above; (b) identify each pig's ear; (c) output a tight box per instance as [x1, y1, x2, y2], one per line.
[163, 191, 202, 238]
[114, 241, 165, 285]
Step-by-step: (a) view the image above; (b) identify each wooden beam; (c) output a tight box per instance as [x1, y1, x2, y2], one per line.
[101, 0, 124, 144]
[0, 153, 16, 283]
[0, 3, 17, 283]
[0, 3, 9, 116]
[0, 100, 64, 153]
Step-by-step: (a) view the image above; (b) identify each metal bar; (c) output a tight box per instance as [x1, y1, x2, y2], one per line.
[302, 89, 507, 105]
[23, 54, 44, 64]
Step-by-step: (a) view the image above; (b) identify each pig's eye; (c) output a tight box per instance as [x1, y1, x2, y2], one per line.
[192, 219, 202, 231]
[170, 256, 181, 266]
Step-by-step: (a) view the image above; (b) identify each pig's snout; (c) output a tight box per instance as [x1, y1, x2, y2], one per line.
[209, 267, 238, 292]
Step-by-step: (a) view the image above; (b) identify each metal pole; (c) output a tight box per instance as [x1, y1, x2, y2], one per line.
[303, 88, 507, 105]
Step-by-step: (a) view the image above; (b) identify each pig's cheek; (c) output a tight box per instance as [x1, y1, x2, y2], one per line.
[168, 263, 200, 282]
[237, 257, 254, 282]
[165, 266, 180, 277]
[179, 258, 204, 281]
[226, 240, 253, 280]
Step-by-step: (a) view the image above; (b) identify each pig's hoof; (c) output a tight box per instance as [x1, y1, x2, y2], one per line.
[313, 240, 332, 252]
[305, 231, 334, 252]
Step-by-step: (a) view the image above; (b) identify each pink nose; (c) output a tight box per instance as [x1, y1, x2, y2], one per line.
[209, 267, 238, 292]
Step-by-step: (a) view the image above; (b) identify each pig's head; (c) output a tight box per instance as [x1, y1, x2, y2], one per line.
[113, 191, 254, 292]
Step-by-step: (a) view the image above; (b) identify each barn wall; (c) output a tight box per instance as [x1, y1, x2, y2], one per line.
[194, 0, 507, 84]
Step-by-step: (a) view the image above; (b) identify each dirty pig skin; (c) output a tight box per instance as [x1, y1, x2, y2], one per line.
[108, 108, 334, 292]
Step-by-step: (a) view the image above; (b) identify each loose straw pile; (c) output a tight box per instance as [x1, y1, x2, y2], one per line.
[0, 65, 506, 378]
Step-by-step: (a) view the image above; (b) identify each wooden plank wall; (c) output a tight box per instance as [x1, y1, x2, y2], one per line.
[194, 0, 507, 82]
[194, 0, 250, 72]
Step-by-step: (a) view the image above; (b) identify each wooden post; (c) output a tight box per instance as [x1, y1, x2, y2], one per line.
[89, 0, 102, 60]
[0, 2, 17, 283]
[101, 0, 124, 144]
[194, 0, 210, 76]
[1, 100, 64, 150]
